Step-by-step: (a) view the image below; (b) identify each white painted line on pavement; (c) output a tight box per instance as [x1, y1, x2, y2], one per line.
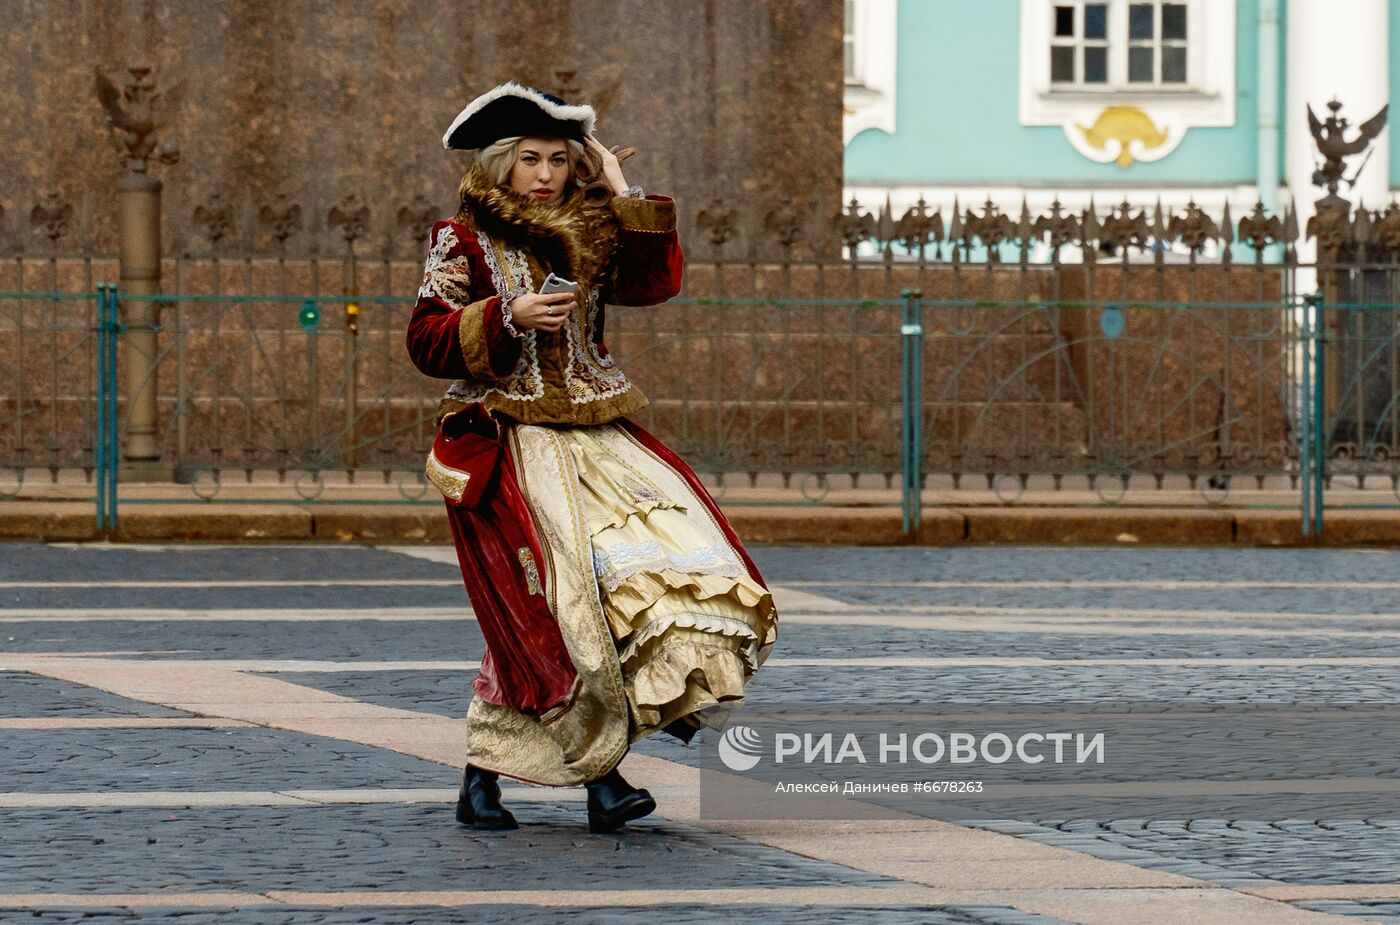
[765, 656, 1400, 667]
[0, 657, 482, 672]
[788, 604, 1400, 623]
[0, 584, 852, 613]
[376, 545, 460, 565]
[17, 574, 1397, 594]
[0, 892, 282, 909]
[0, 791, 307, 808]
[0, 788, 461, 808]
[0, 886, 959, 911]
[781, 613, 1400, 639]
[0, 718, 251, 730]
[4, 602, 1396, 624]
[770, 587, 854, 610]
[0, 786, 701, 809]
[8, 655, 1400, 672]
[783, 578, 1400, 591]
[0, 608, 469, 622]
[0, 579, 460, 589]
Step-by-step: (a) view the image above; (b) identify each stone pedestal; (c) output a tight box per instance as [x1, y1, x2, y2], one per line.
[117, 172, 162, 464]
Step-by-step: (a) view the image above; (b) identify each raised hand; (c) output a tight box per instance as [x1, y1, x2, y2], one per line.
[585, 133, 630, 196]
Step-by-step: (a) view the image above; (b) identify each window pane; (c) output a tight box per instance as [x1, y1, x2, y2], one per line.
[1162, 45, 1187, 82]
[1084, 46, 1108, 83]
[1051, 45, 1075, 82]
[1054, 5, 1074, 37]
[1162, 3, 1186, 38]
[1128, 45, 1154, 82]
[1129, 3, 1154, 38]
[845, 0, 855, 33]
[1084, 3, 1108, 38]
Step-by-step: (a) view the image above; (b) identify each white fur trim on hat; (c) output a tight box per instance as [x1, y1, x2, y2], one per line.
[442, 81, 597, 150]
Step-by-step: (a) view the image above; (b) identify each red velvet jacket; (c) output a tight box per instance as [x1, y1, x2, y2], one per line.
[405, 171, 686, 715]
[406, 168, 684, 426]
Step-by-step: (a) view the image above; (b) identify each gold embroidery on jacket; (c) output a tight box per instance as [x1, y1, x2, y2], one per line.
[443, 233, 544, 407]
[561, 286, 632, 405]
[424, 448, 472, 502]
[518, 546, 543, 596]
[418, 225, 474, 305]
[434, 169, 662, 425]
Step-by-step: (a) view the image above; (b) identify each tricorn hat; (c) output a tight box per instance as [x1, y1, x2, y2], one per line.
[442, 81, 597, 151]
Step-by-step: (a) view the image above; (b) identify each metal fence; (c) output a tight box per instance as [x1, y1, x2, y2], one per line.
[0, 283, 1333, 534]
[4, 194, 1400, 539]
[127, 291, 432, 502]
[0, 287, 117, 530]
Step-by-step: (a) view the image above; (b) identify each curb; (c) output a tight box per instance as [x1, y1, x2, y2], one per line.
[5, 502, 1400, 547]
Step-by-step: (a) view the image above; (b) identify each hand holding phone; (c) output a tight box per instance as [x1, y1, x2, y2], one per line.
[539, 272, 579, 295]
[511, 274, 579, 333]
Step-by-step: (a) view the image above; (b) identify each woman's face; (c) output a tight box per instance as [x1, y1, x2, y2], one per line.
[507, 137, 570, 203]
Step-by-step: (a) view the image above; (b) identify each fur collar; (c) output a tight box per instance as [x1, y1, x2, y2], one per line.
[455, 167, 617, 286]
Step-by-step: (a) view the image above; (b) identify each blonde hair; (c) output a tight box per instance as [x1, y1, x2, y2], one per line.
[474, 136, 587, 187]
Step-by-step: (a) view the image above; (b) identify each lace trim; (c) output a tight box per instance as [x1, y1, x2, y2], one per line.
[418, 225, 474, 306]
[592, 540, 745, 594]
[562, 286, 632, 405]
[617, 610, 762, 667]
[458, 231, 540, 401]
[583, 288, 618, 371]
[499, 293, 523, 339]
[497, 293, 529, 377]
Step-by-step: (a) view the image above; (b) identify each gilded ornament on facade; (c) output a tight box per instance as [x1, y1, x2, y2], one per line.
[1076, 106, 1170, 168]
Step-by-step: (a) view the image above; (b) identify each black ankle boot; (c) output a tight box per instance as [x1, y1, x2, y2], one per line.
[455, 764, 517, 830]
[584, 766, 656, 833]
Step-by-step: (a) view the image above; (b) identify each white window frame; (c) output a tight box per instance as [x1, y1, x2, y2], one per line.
[1020, 0, 1234, 164]
[1045, 0, 1198, 92]
[1048, 1, 1114, 89]
[843, 0, 898, 145]
[844, 0, 862, 85]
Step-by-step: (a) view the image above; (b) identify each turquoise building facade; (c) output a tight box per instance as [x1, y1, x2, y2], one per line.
[842, 0, 1393, 242]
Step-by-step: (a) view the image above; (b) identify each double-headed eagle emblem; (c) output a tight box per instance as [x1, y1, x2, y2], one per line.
[1308, 98, 1387, 208]
[94, 65, 182, 174]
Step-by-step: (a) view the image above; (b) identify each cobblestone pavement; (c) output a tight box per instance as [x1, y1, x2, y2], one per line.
[1298, 902, 1400, 922]
[0, 905, 1072, 924]
[7, 542, 1400, 923]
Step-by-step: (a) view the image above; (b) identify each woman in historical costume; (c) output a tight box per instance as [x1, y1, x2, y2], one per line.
[405, 82, 778, 834]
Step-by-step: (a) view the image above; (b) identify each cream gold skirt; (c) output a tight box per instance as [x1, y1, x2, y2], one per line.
[564, 425, 776, 737]
[463, 421, 778, 786]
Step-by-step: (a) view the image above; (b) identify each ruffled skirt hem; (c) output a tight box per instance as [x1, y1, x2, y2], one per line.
[623, 629, 753, 736]
[557, 424, 779, 741]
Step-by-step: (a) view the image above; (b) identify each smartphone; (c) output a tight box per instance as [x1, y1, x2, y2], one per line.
[539, 272, 579, 295]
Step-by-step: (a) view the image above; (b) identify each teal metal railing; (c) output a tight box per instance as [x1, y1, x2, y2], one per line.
[0, 288, 1390, 540]
[94, 285, 119, 532]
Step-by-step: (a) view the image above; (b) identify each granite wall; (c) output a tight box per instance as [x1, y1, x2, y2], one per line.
[5, 0, 842, 256]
